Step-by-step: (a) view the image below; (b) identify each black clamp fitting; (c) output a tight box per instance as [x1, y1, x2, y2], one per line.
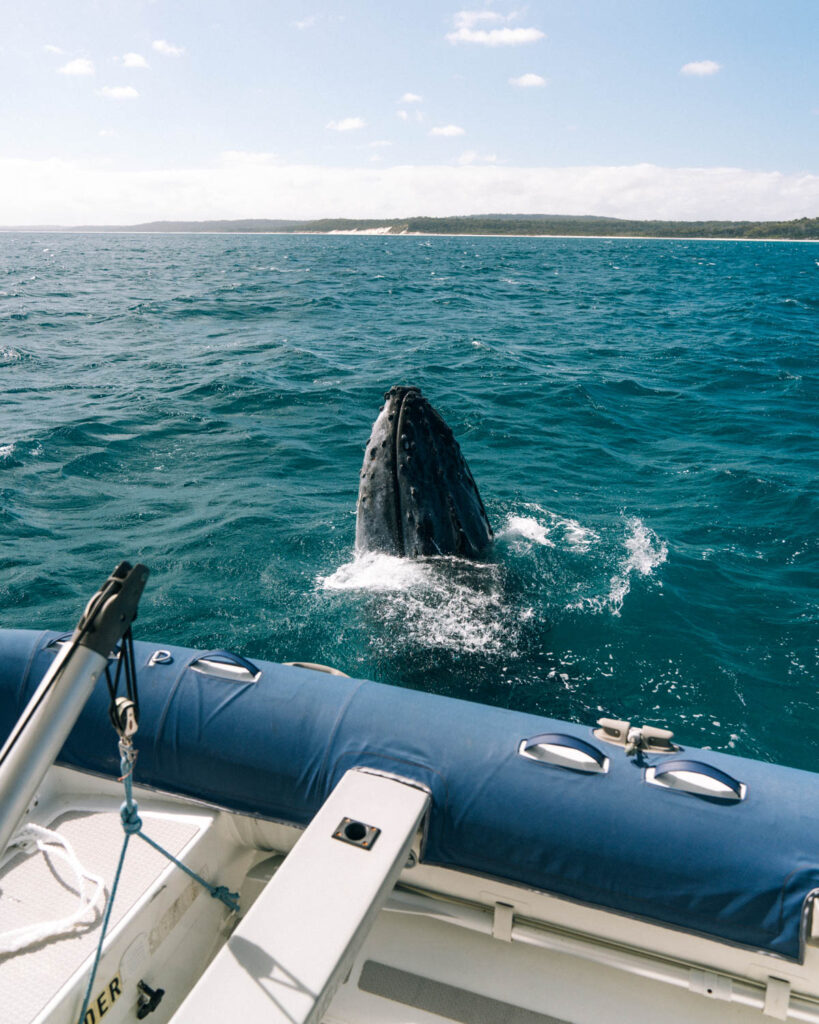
[136, 980, 165, 1019]
[74, 561, 149, 660]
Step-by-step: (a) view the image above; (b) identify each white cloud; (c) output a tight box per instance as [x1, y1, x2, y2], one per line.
[457, 150, 498, 165]
[121, 53, 149, 69]
[98, 129, 117, 137]
[219, 150, 279, 165]
[58, 58, 95, 76]
[327, 117, 366, 132]
[397, 110, 409, 121]
[431, 124, 466, 137]
[447, 10, 544, 46]
[449, 26, 544, 45]
[3, 159, 819, 225]
[681, 60, 721, 76]
[44, 44, 64, 54]
[294, 15, 317, 29]
[99, 85, 139, 100]
[152, 39, 185, 57]
[452, 11, 505, 30]
[400, 92, 423, 103]
[510, 73, 546, 88]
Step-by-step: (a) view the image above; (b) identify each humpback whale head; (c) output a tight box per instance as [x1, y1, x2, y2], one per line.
[355, 386, 493, 559]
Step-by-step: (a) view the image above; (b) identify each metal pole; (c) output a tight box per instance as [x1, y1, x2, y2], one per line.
[0, 561, 148, 855]
[0, 643, 108, 854]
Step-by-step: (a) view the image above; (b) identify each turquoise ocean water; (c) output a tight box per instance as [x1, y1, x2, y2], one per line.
[1, 232, 817, 770]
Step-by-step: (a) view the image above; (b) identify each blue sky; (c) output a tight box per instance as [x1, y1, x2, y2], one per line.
[3, 1, 818, 223]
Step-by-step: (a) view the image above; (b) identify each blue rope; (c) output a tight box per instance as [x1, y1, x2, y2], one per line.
[76, 741, 239, 1024]
[75, 830, 131, 1024]
[134, 830, 240, 911]
[119, 742, 239, 911]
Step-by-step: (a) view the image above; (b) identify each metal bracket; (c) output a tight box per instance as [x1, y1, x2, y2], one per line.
[594, 718, 677, 755]
[763, 977, 791, 1020]
[492, 902, 514, 942]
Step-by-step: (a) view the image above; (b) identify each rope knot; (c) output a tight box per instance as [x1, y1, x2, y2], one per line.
[211, 885, 241, 913]
[120, 800, 142, 835]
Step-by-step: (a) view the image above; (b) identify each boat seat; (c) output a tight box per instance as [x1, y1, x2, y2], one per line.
[173, 768, 430, 1024]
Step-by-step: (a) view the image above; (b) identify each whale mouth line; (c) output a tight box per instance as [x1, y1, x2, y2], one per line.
[390, 386, 415, 557]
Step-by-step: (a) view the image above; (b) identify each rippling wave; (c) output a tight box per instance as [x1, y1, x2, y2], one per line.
[1, 232, 817, 769]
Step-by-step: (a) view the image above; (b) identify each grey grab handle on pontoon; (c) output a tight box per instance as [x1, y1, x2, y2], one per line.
[189, 650, 261, 682]
[518, 733, 609, 774]
[647, 759, 744, 800]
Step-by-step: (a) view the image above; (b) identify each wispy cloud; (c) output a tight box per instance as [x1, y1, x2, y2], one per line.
[680, 60, 721, 76]
[44, 44, 64, 55]
[58, 58, 95, 76]
[219, 151, 279, 165]
[327, 117, 366, 132]
[509, 73, 546, 88]
[120, 53, 149, 69]
[457, 150, 498, 165]
[447, 10, 544, 46]
[400, 92, 423, 104]
[431, 124, 465, 137]
[453, 11, 504, 29]
[152, 39, 185, 57]
[367, 140, 393, 148]
[4, 159, 819, 224]
[99, 85, 139, 100]
[294, 15, 317, 29]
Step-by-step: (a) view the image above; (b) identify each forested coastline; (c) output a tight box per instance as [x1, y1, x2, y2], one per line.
[16, 214, 819, 239]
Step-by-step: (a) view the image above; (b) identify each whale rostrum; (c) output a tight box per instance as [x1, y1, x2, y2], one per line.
[355, 386, 493, 558]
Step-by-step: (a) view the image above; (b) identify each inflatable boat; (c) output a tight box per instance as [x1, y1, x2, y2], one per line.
[1, 564, 818, 1024]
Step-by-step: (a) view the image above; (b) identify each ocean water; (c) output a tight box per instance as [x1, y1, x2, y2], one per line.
[1, 232, 817, 771]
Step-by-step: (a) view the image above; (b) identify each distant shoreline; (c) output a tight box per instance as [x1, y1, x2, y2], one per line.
[3, 212, 819, 240]
[3, 228, 818, 243]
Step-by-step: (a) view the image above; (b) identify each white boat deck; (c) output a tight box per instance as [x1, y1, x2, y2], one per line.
[1, 763, 818, 1024]
[0, 807, 199, 1024]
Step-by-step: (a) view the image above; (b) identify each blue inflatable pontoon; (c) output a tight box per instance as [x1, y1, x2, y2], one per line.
[1, 627, 818, 962]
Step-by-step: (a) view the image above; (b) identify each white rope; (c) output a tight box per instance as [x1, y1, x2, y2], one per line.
[0, 822, 104, 955]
